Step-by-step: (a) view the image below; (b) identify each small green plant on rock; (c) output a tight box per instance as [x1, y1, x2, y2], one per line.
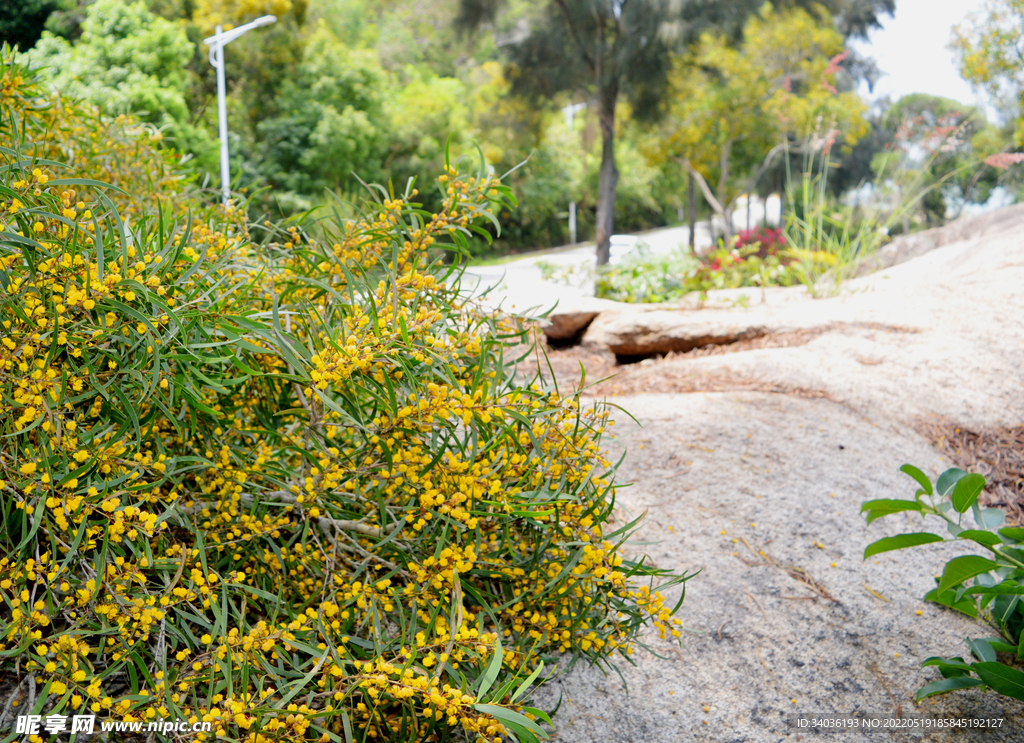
[861, 465, 1024, 703]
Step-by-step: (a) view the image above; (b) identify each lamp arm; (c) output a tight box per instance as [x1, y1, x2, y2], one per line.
[202, 15, 277, 47]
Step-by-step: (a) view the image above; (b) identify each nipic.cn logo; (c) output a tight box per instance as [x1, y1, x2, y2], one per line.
[14, 715, 213, 736]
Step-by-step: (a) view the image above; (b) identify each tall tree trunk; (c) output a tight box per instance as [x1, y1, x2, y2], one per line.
[593, 17, 618, 268]
[594, 87, 618, 266]
[688, 172, 697, 250]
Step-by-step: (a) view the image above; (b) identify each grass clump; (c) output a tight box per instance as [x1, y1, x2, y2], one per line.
[0, 50, 690, 743]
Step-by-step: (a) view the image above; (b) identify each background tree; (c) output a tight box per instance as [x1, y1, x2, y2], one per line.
[250, 26, 392, 211]
[0, 0, 63, 50]
[25, 0, 217, 166]
[191, 0, 298, 30]
[456, 0, 894, 264]
[456, 0, 700, 265]
[950, 0, 1024, 146]
[825, 0, 895, 37]
[652, 4, 869, 245]
[14, 0, 930, 258]
[874, 93, 1008, 228]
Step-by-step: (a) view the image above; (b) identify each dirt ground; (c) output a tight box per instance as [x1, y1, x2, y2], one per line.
[528, 216, 1024, 741]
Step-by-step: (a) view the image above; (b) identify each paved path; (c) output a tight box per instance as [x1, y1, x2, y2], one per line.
[461, 222, 713, 311]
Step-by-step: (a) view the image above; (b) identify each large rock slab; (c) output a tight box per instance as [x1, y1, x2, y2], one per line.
[541, 296, 621, 341]
[577, 202, 1024, 358]
[534, 393, 1024, 742]
[850, 202, 1024, 277]
[582, 309, 781, 356]
[549, 205, 1024, 357]
[531, 201, 1024, 741]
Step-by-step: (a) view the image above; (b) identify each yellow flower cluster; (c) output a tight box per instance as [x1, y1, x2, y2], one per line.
[0, 49, 689, 743]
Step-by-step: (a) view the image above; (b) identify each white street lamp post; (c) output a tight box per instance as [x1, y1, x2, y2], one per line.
[203, 15, 277, 205]
[561, 101, 587, 244]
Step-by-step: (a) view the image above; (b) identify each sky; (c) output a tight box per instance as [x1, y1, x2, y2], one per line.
[851, 0, 988, 109]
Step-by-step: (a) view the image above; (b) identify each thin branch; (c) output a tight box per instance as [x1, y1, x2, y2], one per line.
[179, 493, 383, 538]
[322, 520, 408, 577]
[726, 142, 787, 215]
[0, 678, 26, 729]
[555, 0, 595, 72]
[320, 517, 383, 539]
[680, 159, 725, 216]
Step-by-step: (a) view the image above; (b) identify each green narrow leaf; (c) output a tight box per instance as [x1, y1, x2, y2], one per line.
[976, 637, 1019, 654]
[30, 679, 53, 714]
[511, 661, 546, 704]
[864, 532, 943, 559]
[972, 504, 1005, 530]
[110, 384, 141, 445]
[963, 584, 1024, 597]
[967, 637, 997, 663]
[15, 491, 47, 552]
[936, 468, 968, 497]
[922, 656, 973, 678]
[47, 177, 128, 194]
[274, 645, 332, 709]
[477, 636, 503, 698]
[520, 707, 553, 728]
[473, 704, 549, 741]
[861, 499, 923, 524]
[340, 711, 354, 743]
[955, 530, 1002, 547]
[397, 313, 410, 345]
[998, 527, 1024, 544]
[923, 587, 978, 617]
[58, 516, 90, 572]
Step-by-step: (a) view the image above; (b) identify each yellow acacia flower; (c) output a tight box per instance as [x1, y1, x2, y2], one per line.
[0, 57, 684, 742]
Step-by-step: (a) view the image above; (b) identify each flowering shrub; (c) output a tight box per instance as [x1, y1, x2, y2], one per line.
[984, 152, 1024, 170]
[733, 226, 784, 258]
[688, 241, 799, 297]
[1, 46, 195, 222]
[0, 51, 689, 743]
[585, 239, 799, 304]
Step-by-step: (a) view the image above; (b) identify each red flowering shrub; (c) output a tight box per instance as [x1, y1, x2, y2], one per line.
[734, 226, 786, 258]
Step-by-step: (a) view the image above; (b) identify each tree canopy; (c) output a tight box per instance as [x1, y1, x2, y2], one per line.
[651, 4, 869, 243]
[0, 0, 62, 51]
[455, 0, 894, 263]
[26, 0, 214, 161]
[13, 0, 1018, 261]
[457, 0, 703, 264]
[951, 0, 1024, 145]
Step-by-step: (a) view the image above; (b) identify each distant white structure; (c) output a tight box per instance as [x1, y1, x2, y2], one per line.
[721, 194, 782, 233]
[608, 235, 643, 264]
